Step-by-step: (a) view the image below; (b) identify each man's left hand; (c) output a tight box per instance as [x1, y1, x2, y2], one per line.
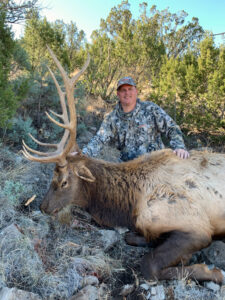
[173, 148, 190, 159]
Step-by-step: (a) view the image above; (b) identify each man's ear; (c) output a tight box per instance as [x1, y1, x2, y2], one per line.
[74, 165, 96, 182]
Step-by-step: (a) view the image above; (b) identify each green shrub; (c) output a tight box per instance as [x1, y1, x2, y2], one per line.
[1, 180, 24, 206]
[77, 122, 87, 136]
[7, 116, 37, 148]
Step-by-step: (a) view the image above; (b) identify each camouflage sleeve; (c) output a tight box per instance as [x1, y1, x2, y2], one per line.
[82, 113, 116, 157]
[153, 103, 186, 150]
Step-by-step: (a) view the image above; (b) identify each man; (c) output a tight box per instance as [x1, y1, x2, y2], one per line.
[82, 76, 189, 161]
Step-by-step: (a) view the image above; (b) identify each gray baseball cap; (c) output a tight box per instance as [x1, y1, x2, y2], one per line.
[117, 76, 136, 90]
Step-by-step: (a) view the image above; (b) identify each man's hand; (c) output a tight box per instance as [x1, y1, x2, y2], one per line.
[173, 148, 190, 159]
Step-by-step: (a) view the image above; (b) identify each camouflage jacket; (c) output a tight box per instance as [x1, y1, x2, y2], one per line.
[82, 99, 186, 161]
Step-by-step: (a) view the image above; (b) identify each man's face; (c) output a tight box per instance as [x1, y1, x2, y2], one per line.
[117, 84, 138, 111]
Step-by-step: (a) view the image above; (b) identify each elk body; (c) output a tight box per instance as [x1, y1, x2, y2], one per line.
[23, 47, 225, 284]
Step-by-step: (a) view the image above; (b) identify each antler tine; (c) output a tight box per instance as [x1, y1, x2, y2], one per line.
[22, 46, 90, 166]
[47, 45, 90, 156]
[47, 45, 69, 83]
[71, 54, 90, 86]
[49, 109, 63, 120]
[22, 145, 67, 164]
[24, 129, 70, 160]
[45, 111, 71, 129]
[47, 66, 69, 123]
[22, 141, 53, 156]
[47, 64, 71, 156]
[29, 133, 57, 148]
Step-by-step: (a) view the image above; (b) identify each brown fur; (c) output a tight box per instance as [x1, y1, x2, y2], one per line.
[40, 148, 225, 283]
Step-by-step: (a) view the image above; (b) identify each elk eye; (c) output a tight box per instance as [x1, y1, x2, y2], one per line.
[61, 181, 68, 188]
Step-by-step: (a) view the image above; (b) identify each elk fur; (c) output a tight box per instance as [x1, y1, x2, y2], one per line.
[63, 149, 225, 241]
[41, 148, 225, 284]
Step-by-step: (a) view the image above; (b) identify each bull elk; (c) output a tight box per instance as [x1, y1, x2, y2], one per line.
[22, 46, 225, 284]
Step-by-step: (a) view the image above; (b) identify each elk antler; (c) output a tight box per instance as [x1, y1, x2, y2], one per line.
[22, 45, 90, 166]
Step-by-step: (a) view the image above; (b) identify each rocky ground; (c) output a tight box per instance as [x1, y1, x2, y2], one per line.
[1, 140, 225, 300]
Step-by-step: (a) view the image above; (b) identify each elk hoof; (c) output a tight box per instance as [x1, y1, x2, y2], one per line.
[141, 252, 159, 280]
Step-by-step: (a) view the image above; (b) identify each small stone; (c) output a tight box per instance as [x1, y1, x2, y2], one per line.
[222, 270, 225, 285]
[151, 285, 165, 300]
[151, 287, 157, 295]
[83, 275, 99, 287]
[99, 229, 120, 252]
[220, 285, 225, 298]
[115, 227, 129, 234]
[70, 285, 98, 300]
[120, 284, 135, 296]
[203, 241, 225, 269]
[98, 283, 108, 297]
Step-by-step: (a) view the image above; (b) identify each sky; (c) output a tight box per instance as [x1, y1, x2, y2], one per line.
[13, 0, 225, 44]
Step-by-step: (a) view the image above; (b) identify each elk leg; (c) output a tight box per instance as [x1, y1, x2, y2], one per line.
[125, 231, 148, 246]
[125, 231, 170, 247]
[158, 264, 224, 283]
[141, 230, 223, 283]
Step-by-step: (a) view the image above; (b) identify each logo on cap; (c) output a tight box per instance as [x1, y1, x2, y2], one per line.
[117, 76, 136, 90]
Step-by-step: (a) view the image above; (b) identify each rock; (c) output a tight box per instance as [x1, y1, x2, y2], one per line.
[0, 223, 44, 292]
[115, 227, 129, 234]
[151, 285, 165, 300]
[39, 258, 93, 299]
[173, 280, 217, 300]
[83, 275, 99, 287]
[38, 271, 82, 300]
[0, 287, 42, 300]
[98, 283, 108, 297]
[140, 283, 150, 291]
[120, 284, 135, 296]
[222, 270, 225, 284]
[99, 229, 120, 252]
[205, 281, 220, 292]
[70, 285, 98, 300]
[70, 257, 95, 275]
[220, 286, 225, 299]
[0, 223, 23, 242]
[17, 212, 50, 240]
[202, 241, 225, 269]
[40, 257, 94, 299]
[151, 286, 157, 295]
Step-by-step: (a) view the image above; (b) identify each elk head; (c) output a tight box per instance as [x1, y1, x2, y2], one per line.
[22, 46, 92, 215]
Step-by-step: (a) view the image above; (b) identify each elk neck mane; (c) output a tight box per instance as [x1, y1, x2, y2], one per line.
[72, 149, 175, 229]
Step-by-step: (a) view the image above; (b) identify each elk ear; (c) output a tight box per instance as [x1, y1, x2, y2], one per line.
[75, 166, 96, 182]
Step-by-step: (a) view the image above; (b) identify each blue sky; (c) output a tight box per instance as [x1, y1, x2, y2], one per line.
[13, 0, 225, 44]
